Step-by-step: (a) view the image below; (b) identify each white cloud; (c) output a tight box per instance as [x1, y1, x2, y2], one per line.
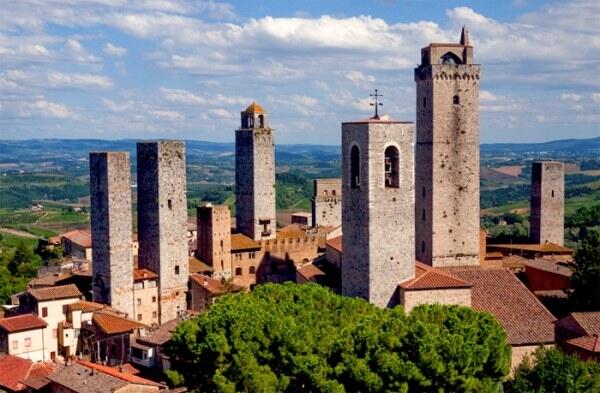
[479, 90, 498, 102]
[103, 42, 127, 57]
[150, 109, 185, 120]
[207, 108, 233, 119]
[48, 71, 113, 89]
[160, 87, 205, 105]
[345, 70, 375, 83]
[560, 93, 582, 102]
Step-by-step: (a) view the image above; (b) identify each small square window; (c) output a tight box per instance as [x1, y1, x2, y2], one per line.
[137, 314, 142, 321]
[24, 337, 31, 348]
[137, 298, 141, 306]
[152, 296, 157, 303]
[175, 265, 180, 275]
[42, 307, 48, 318]
[11, 340, 18, 350]
[152, 311, 157, 318]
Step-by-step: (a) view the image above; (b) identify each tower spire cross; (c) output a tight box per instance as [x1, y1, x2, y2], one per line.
[369, 89, 383, 119]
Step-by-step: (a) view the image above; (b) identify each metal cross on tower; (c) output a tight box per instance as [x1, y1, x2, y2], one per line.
[369, 89, 383, 119]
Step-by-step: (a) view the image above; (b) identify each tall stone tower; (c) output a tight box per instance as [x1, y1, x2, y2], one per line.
[414, 27, 481, 267]
[137, 141, 188, 323]
[235, 102, 276, 241]
[90, 152, 134, 318]
[531, 161, 564, 245]
[341, 116, 415, 308]
[312, 179, 342, 228]
[197, 204, 232, 279]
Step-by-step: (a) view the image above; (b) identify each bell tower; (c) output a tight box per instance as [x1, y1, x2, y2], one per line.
[235, 102, 277, 241]
[414, 27, 481, 267]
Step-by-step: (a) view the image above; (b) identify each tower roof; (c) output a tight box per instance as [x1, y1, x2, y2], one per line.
[244, 102, 265, 114]
[460, 26, 470, 45]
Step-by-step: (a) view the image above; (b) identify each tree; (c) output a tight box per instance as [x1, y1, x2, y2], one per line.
[569, 229, 600, 311]
[506, 347, 600, 393]
[166, 283, 511, 392]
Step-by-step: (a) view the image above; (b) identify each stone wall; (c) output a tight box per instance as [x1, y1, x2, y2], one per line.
[312, 179, 342, 228]
[415, 59, 481, 267]
[341, 120, 415, 308]
[510, 344, 554, 374]
[531, 161, 564, 245]
[133, 278, 159, 326]
[90, 152, 134, 318]
[137, 141, 188, 323]
[400, 287, 471, 313]
[197, 204, 232, 279]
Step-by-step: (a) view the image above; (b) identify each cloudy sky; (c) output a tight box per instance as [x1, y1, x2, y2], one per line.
[1, 0, 599, 144]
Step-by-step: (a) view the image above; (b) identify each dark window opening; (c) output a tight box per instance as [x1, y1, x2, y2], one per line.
[422, 187, 426, 198]
[260, 219, 271, 237]
[249, 266, 256, 274]
[439, 52, 462, 65]
[552, 190, 555, 197]
[167, 199, 172, 209]
[422, 209, 426, 221]
[384, 146, 400, 188]
[235, 267, 242, 276]
[351, 146, 360, 189]
[423, 97, 427, 108]
[258, 114, 265, 128]
[175, 265, 180, 275]
[453, 95, 460, 105]
[42, 307, 48, 318]
[220, 240, 224, 251]
[421, 241, 426, 253]
[332, 190, 336, 196]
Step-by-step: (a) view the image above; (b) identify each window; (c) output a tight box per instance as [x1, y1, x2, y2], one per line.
[50, 351, 56, 360]
[220, 240, 224, 251]
[24, 337, 31, 348]
[167, 199, 172, 209]
[152, 296, 157, 303]
[152, 311, 157, 318]
[175, 265, 180, 275]
[439, 52, 462, 65]
[62, 305, 68, 314]
[148, 280, 156, 288]
[249, 266, 256, 274]
[422, 209, 426, 221]
[235, 267, 242, 276]
[350, 145, 360, 189]
[42, 307, 48, 318]
[453, 95, 460, 105]
[137, 298, 142, 306]
[552, 190, 555, 197]
[384, 146, 400, 188]
[422, 187, 426, 198]
[53, 329, 57, 339]
[137, 314, 142, 321]
[258, 114, 265, 128]
[11, 340, 18, 351]
[423, 97, 426, 108]
[134, 282, 143, 290]
[332, 190, 336, 196]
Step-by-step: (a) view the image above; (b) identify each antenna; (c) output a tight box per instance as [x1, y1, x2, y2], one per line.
[369, 89, 383, 119]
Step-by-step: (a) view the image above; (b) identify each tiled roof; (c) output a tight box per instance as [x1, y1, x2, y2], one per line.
[93, 312, 146, 335]
[49, 362, 128, 392]
[567, 335, 600, 353]
[0, 313, 47, 333]
[137, 318, 181, 346]
[190, 273, 242, 295]
[244, 101, 265, 114]
[77, 360, 164, 387]
[27, 284, 81, 301]
[230, 233, 261, 251]
[297, 263, 326, 281]
[111, 363, 140, 375]
[133, 268, 158, 281]
[28, 271, 73, 288]
[189, 256, 213, 273]
[523, 259, 573, 277]
[400, 262, 471, 290]
[452, 268, 556, 345]
[326, 236, 342, 253]
[68, 300, 106, 313]
[488, 243, 573, 254]
[0, 355, 32, 391]
[21, 362, 55, 390]
[61, 229, 92, 248]
[570, 312, 600, 336]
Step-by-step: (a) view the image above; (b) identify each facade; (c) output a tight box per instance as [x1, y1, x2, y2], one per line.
[90, 152, 134, 318]
[188, 274, 243, 312]
[415, 27, 481, 267]
[311, 179, 342, 228]
[556, 312, 600, 362]
[60, 230, 92, 261]
[132, 269, 159, 326]
[137, 141, 189, 323]
[197, 204, 232, 280]
[291, 212, 312, 226]
[235, 102, 277, 241]
[531, 161, 564, 245]
[0, 314, 47, 362]
[341, 117, 415, 308]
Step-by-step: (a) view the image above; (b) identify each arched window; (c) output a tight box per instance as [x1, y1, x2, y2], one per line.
[249, 266, 256, 274]
[350, 145, 360, 189]
[438, 52, 462, 65]
[453, 95, 460, 105]
[258, 114, 265, 128]
[235, 267, 242, 276]
[384, 146, 400, 188]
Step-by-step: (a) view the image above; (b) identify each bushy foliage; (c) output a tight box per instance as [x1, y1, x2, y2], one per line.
[569, 229, 600, 311]
[506, 347, 600, 393]
[0, 240, 42, 304]
[167, 283, 511, 392]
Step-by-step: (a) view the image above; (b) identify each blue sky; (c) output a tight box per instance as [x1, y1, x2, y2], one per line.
[1, 0, 599, 144]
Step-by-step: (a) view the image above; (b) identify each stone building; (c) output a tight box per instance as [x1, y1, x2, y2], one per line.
[341, 116, 415, 308]
[137, 141, 188, 324]
[89, 152, 134, 318]
[197, 204, 232, 280]
[132, 268, 159, 326]
[414, 27, 481, 267]
[531, 161, 564, 245]
[235, 102, 277, 241]
[311, 178, 342, 228]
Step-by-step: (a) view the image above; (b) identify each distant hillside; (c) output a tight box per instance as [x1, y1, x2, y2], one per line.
[481, 137, 600, 154]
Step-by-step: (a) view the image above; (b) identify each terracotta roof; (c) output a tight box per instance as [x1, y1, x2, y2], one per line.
[400, 262, 471, 290]
[524, 259, 573, 277]
[189, 256, 213, 273]
[78, 360, 164, 387]
[485, 252, 503, 259]
[27, 284, 81, 301]
[61, 229, 92, 248]
[68, 300, 106, 313]
[488, 243, 573, 254]
[452, 268, 556, 345]
[21, 362, 55, 390]
[566, 335, 600, 353]
[570, 312, 600, 336]
[133, 268, 158, 281]
[93, 312, 146, 335]
[230, 233, 261, 251]
[244, 101, 265, 114]
[28, 271, 73, 287]
[137, 318, 181, 346]
[0, 313, 47, 333]
[297, 263, 326, 281]
[0, 355, 32, 391]
[326, 236, 342, 253]
[190, 273, 242, 295]
[49, 363, 127, 392]
[110, 363, 140, 375]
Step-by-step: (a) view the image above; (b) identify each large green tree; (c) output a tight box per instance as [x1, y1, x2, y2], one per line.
[569, 229, 600, 311]
[166, 283, 511, 392]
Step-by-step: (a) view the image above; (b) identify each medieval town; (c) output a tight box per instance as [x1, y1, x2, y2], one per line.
[0, 26, 597, 393]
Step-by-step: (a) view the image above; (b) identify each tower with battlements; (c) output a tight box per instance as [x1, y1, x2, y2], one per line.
[235, 102, 277, 241]
[197, 204, 232, 279]
[341, 115, 415, 308]
[312, 179, 342, 228]
[531, 161, 564, 245]
[414, 27, 481, 267]
[137, 141, 188, 323]
[90, 152, 134, 318]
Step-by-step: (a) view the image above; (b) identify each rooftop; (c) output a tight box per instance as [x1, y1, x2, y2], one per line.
[28, 271, 73, 288]
[0, 313, 47, 333]
[68, 300, 106, 313]
[523, 258, 573, 277]
[487, 243, 573, 254]
[137, 318, 181, 346]
[27, 284, 81, 301]
[77, 360, 164, 387]
[243, 101, 265, 114]
[566, 335, 600, 353]
[400, 262, 471, 290]
[451, 268, 556, 345]
[93, 311, 146, 335]
[297, 263, 326, 281]
[0, 355, 32, 392]
[61, 229, 92, 248]
[133, 268, 158, 281]
[190, 273, 242, 295]
[231, 233, 261, 251]
[189, 256, 213, 274]
[326, 236, 342, 253]
[570, 312, 600, 336]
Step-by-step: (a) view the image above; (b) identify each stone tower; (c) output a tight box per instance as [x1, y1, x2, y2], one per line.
[90, 152, 134, 318]
[531, 161, 564, 245]
[311, 179, 342, 228]
[197, 204, 232, 279]
[137, 141, 188, 323]
[341, 117, 415, 308]
[235, 102, 276, 241]
[414, 27, 481, 267]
